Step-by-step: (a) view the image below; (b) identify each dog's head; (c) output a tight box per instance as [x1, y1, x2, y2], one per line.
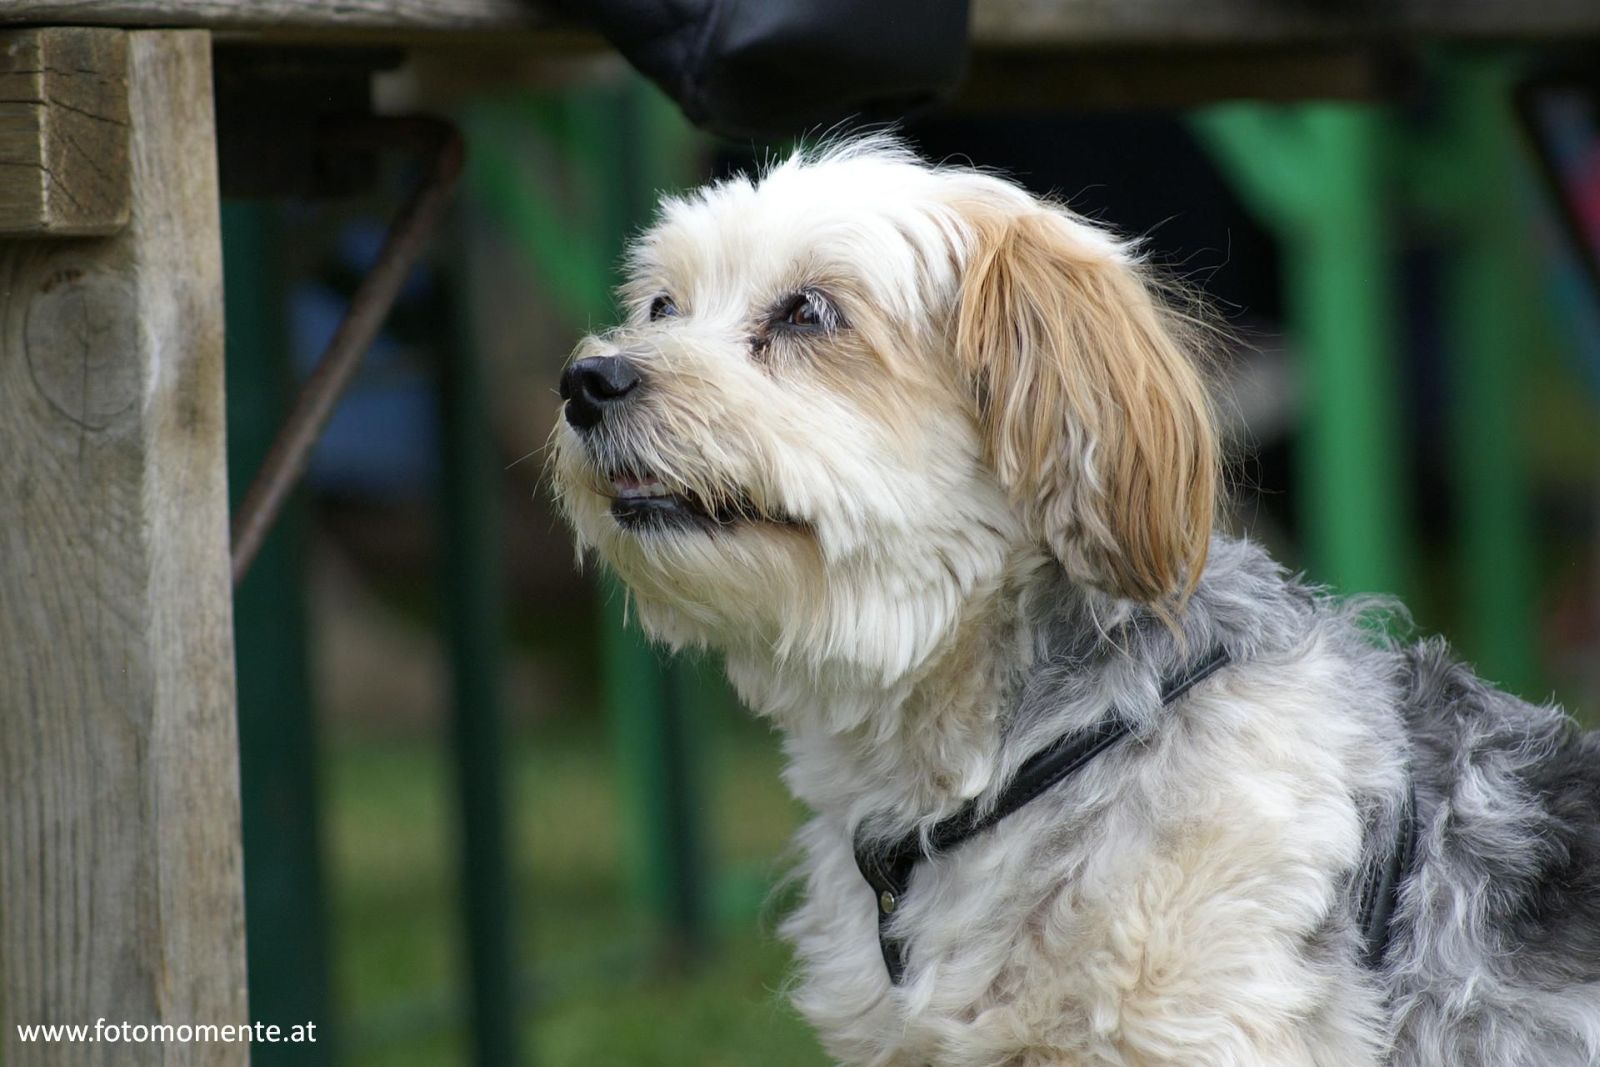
[551, 138, 1216, 685]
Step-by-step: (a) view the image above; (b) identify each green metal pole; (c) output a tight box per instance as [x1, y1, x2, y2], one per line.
[1196, 105, 1413, 599]
[599, 586, 711, 964]
[1435, 54, 1540, 696]
[437, 233, 523, 1064]
[221, 200, 335, 1066]
[1291, 109, 1410, 599]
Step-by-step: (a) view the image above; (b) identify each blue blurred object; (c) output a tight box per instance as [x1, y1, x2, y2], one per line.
[289, 218, 441, 499]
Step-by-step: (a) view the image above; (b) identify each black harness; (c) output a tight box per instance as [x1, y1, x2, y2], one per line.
[852, 646, 1415, 984]
[1353, 776, 1418, 971]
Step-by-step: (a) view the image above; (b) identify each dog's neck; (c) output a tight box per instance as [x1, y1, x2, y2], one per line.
[722, 553, 1124, 830]
[707, 536, 1278, 836]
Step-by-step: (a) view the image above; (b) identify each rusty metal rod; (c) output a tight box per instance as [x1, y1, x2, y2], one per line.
[231, 115, 466, 585]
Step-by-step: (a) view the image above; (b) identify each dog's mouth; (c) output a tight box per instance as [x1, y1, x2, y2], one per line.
[605, 470, 802, 533]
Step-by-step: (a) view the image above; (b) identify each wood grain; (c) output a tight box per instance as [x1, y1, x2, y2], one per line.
[0, 29, 248, 1066]
[0, 0, 1596, 44]
[0, 29, 130, 236]
[0, 0, 556, 37]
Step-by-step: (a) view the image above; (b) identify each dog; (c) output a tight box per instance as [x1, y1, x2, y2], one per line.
[550, 137, 1600, 1066]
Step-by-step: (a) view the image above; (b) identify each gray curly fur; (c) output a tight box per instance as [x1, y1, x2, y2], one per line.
[1079, 536, 1600, 1065]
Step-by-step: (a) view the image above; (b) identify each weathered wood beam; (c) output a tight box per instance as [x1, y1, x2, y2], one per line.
[0, 0, 1597, 46]
[0, 1, 558, 39]
[0, 28, 131, 235]
[0, 28, 248, 1066]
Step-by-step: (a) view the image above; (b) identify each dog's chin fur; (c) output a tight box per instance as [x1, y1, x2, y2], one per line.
[551, 137, 1600, 1066]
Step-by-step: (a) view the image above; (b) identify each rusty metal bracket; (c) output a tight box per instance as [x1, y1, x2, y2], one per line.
[230, 114, 466, 585]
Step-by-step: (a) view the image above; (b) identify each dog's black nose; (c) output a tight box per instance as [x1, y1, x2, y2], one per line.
[560, 355, 641, 430]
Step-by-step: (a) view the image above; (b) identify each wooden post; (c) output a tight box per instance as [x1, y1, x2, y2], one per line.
[0, 28, 248, 1066]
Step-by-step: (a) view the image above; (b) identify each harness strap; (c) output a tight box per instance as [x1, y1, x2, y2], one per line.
[1355, 776, 1418, 969]
[853, 646, 1232, 984]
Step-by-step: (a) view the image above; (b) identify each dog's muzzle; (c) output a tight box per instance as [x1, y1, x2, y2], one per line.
[560, 354, 641, 431]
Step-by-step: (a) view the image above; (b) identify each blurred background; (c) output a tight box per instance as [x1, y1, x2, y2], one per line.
[217, 40, 1600, 1067]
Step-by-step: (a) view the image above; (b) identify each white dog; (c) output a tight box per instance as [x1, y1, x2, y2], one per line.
[551, 137, 1600, 1066]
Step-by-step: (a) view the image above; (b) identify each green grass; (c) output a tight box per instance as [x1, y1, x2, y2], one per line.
[325, 712, 829, 1066]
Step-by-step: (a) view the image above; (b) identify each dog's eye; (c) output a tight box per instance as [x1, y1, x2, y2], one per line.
[753, 288, 840, 358]
[775, 290, 837, 333]
[649, 294, 679, 321]
[783, 293, 820, 328]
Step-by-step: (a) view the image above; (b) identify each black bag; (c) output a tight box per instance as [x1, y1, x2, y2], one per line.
[565, 0, 971, 139]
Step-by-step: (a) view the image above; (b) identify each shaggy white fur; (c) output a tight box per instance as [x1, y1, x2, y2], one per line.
[550, 138, 1600, 1066]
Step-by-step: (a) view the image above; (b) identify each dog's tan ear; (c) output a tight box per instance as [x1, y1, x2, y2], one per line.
[954, 207, 1217, 605]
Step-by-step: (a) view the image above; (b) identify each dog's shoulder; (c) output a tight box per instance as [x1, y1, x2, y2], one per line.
[1398, 638, 1600, 987]
[1512, 724, 1600, 985]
